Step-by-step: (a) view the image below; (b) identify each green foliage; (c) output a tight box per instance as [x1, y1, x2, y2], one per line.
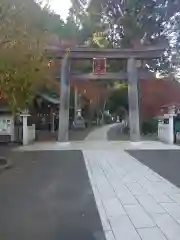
[103, 114, 112, 124]
[0, 0, 52, 112]
[141, 119, 158, 135]
[1, 0, 180, 114]
[107, 84, 128, 116]
[88, 0, 180, 45]
[72, 0, 180, 74]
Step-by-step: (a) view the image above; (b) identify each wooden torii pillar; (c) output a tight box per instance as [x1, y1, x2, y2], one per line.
[47, 46, 165, 142]
[58, 56, 70, 142]
[127, 58, 140, 142]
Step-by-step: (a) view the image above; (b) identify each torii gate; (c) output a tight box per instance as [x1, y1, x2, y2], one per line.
[47, 46, 165, 142]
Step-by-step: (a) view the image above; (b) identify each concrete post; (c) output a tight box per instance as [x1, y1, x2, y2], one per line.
[20, 111, 30, 146]
[169, 115, 175, 144]
[74, 87, 78, 119]
[168, 106, 176, 144]
[51, 113, 55, 133]
[127, 58, 140, 142]
[10, 117, 15, 142]
[58, 57, 70, 142]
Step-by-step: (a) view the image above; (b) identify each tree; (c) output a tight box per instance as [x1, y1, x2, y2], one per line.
[88, 0, 180, 45]
[168, 13, 180, 77]
[0, 0, 56, 112]
[74, 0, 180, 74]
[107, 84, 128, 117]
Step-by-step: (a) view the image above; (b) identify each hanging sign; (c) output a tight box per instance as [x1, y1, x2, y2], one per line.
[93, 58, 106, 75]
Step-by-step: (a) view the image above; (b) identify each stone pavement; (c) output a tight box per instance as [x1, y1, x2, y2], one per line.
[85, 124, 116, 141]
[15, 124, 180, 240]
[107, 124, 158, 142]
[84, 149, 180, 240]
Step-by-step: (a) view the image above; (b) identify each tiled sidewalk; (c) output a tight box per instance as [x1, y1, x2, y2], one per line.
[85, 124, 118, 141]
[15, 124, 180, 239]
[83, 149, 180, 240]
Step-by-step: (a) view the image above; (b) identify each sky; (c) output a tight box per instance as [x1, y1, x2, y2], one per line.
[49, 0, 72, 20]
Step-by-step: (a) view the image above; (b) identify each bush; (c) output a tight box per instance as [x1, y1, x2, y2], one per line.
[141, 119, 158, 135]
[103, 114, 112, 124]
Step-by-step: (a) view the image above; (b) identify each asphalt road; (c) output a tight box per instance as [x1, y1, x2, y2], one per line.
[127, 150, 180, 188]
[0, 150, 105, 240]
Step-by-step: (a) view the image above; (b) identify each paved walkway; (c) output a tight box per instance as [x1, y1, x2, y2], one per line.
[16, 124, 180, 240]
[107, 124, 158, 142]
[85, 124, 117, 141]
[84, 150, 180, 240]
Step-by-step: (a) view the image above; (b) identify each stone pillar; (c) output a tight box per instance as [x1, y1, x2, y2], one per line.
[127, 58, 140, 142]
[169, 114, 175, 144]
[51, 113, 55, 133]
[10, 117, 15, 142]
[168, 106, 176, 144]
[58, 57, 70, 142]
[20, 111, 30, 146]
[74, 87, 78, 118]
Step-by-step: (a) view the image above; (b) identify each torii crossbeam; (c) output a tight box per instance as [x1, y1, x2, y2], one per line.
[47, 45, 166, 142]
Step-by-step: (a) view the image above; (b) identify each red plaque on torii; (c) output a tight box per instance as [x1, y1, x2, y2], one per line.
[93, 58, 106, 75]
